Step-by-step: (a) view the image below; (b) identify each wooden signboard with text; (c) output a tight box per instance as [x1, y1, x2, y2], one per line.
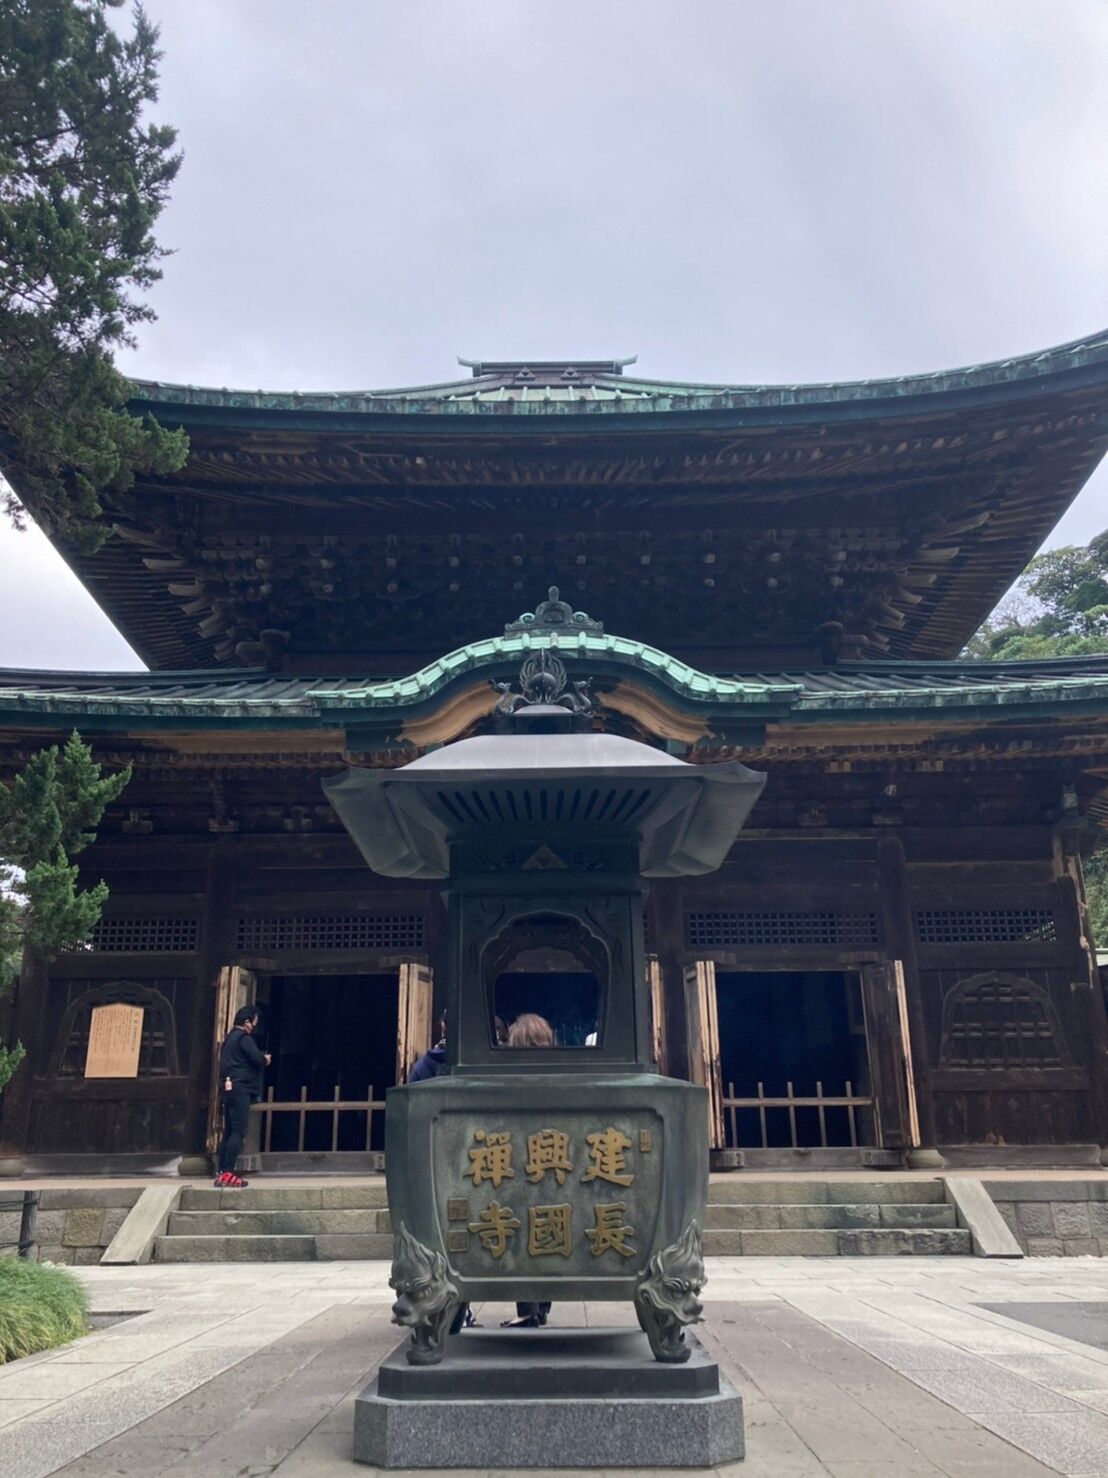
[84, 1003, 144, 1079]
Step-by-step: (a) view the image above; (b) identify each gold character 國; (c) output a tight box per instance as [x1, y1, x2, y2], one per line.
[528, 1204, 573, 1257]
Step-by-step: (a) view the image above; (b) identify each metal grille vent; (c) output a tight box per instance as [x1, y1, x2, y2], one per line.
[686, 910, 879, 949]
[434, 786, 653, 828]
[236, 912, 424, 953]
[88, 917, 199, 953]
[916, 909, 1056, 945]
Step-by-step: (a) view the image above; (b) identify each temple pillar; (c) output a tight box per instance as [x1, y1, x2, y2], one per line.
[651, 888, 691, 1082]
[180, 845, 237, 1176]
[875, 835, 941, 1167]
[1055, 828, 1108, 1163]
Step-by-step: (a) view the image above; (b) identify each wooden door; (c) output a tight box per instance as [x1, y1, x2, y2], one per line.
[647, 954, 667, 1074]
[684, 960, 724, 1148]
[205, 966, 257, 1157]
[396, 963, 434, 1085]
[860, 960, 920, 1149]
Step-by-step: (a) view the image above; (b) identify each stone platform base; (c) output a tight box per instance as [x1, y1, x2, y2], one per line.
[354, 1326, 744, 1468]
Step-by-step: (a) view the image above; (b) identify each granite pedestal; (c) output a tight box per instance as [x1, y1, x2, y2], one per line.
[353, 1327, 745, 1468]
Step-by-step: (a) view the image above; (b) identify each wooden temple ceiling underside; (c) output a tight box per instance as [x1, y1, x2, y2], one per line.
[5, 335, 1105, 671]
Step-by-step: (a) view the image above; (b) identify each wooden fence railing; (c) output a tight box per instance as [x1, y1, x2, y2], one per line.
[249, 1086, 388, 1154]
[244, 1080, 877, 1157]
[720, 1080, 877, 1150]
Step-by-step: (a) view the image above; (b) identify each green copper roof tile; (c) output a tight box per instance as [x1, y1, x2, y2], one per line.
[2, 646, 1108, 731]
[128, 331, 1108, 422]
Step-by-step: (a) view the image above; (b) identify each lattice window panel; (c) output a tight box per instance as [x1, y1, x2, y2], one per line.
[88, 917, 199, 953]
[686, 910, 879, 949]
[941, 978, 1065, 1069]
[916, 909, 1056, 945]
[236, 912, 424, 953]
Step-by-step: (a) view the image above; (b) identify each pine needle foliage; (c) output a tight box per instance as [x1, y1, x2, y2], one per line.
[0, 732, 130, 1090]
[0, 0, 187, 550]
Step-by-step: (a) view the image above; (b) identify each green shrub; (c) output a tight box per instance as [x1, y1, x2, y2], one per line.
[0, 1256, 87, 1363]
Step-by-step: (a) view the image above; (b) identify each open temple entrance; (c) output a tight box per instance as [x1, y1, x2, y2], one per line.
[711, 969, 876, 1151]
[253, 972, 402, 1154]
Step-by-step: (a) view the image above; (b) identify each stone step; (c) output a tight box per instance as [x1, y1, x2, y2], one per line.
[167, 1209, 391, 1237]
[315, 1233, 394, 1260]
[179, 1185, 388, 1211]
[702, 1227, 971, 1256]
[703, 1202, 957, 1231]
[155, 1224, 969, 1262]
[153, 1234, 318, 1262]
[705, 1179, 947, 1205]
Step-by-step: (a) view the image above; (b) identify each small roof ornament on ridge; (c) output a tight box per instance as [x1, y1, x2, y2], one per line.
[457, 356, 637, 382]
[504, 586, 604, 638]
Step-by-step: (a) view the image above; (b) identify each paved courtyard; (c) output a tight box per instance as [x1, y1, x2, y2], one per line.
[2, 1257, 1108, 1476]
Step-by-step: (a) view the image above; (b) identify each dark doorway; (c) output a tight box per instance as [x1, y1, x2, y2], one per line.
[715, 970, 870, 1148]
[259, 974, 397, 1151]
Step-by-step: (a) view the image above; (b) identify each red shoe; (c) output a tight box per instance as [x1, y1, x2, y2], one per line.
[213, 1171, 230, 1187]
[224, 1173, 249, 1188]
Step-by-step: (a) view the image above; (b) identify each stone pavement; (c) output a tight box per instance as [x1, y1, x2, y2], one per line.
[1, 1257, 1108, 1476]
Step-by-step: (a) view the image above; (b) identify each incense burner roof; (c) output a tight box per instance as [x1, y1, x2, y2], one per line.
[324, 726, 766, 879]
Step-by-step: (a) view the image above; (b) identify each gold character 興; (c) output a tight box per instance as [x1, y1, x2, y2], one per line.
[525, 1129, 573, 1185]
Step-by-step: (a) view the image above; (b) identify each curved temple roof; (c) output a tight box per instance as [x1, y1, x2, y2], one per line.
[131, 331, 1108, 419]
[4, 332, 1106, 672]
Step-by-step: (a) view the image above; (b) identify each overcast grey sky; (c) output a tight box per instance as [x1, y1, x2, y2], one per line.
[2, 0, 1106, 670]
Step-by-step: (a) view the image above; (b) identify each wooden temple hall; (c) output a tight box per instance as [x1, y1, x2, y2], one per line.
[2, 334, 1108, 1176]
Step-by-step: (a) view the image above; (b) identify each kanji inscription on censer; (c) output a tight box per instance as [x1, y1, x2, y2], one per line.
[434, 1110, 662, 1279]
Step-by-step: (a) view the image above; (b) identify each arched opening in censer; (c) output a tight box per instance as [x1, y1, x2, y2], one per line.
[481, 911, 607, 1048]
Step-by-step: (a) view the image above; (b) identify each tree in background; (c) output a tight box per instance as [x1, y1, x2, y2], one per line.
[966, 529, 1108, 946]
[0, 732, 130, 1090]
[0, 0, 186, 551]
[965, 531, 1108, 660]
[1083, 850, 1108, 957]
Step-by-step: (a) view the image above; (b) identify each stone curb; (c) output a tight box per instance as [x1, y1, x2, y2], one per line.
[943, 1176, 1023, 1258]
[102, 1185, 181, 1265]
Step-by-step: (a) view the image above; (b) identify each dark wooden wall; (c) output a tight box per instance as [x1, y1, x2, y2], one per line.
[5, 818, 1106, 1163]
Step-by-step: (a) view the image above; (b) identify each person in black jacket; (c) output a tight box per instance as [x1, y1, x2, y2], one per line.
[408, 1017, 446, 1082]
[215, 1005, 270, 1187]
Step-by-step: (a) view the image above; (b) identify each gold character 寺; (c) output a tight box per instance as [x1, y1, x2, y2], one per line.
[468, 1201, 520, 1258]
